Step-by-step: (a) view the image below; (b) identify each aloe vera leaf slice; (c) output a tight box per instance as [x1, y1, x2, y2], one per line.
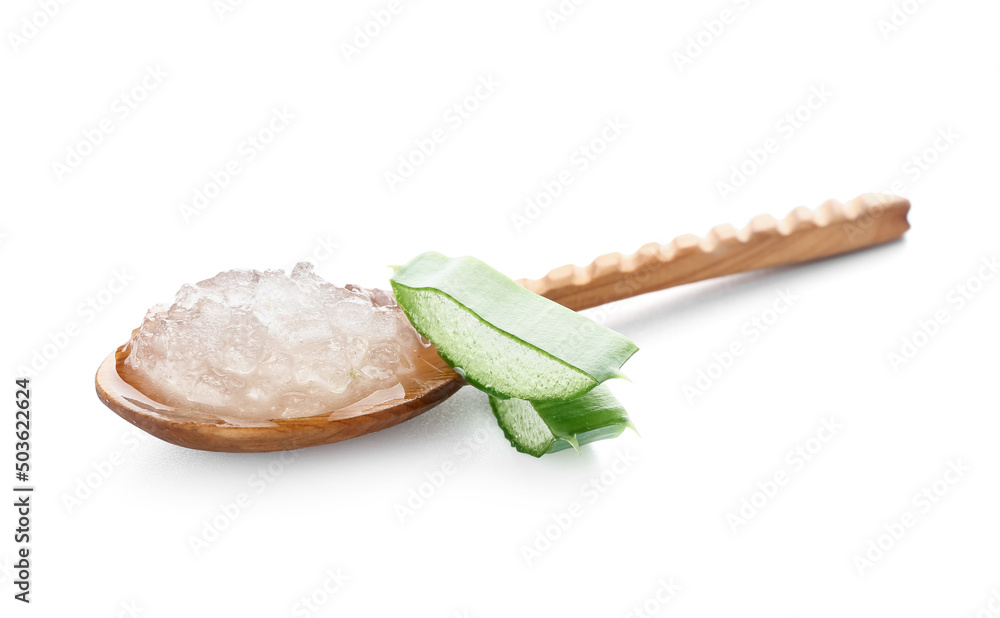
[488, 385, 634, 457]
[390, 252, 638, 401]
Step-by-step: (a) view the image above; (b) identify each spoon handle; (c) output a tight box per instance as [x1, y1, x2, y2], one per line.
[518, 193, 911, 312]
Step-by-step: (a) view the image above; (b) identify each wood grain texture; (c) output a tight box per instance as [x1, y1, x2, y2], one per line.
[518, 193, 911, 311]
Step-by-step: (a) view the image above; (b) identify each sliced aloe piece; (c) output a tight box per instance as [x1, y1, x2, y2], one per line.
[489, 385, 634, 457]
[390, 252, 638, 401]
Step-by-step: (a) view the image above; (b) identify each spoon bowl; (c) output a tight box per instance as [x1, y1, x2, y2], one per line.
[95, 336, 464, 453]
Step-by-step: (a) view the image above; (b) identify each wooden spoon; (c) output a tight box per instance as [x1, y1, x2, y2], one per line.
[96, 193, 910, 452]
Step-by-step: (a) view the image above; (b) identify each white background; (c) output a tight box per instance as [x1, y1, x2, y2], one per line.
[2, 0, 999, 616]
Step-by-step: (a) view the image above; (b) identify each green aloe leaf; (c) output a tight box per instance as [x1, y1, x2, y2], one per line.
[390, 252, 638, 401]
[489, 385, 635, 457]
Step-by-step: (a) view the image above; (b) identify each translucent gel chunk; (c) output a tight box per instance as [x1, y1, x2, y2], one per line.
[122, 262, 425, 422]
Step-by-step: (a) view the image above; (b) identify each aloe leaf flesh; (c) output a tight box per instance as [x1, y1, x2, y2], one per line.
[489, 385, 634, 457]
[390, 252, 638, 401]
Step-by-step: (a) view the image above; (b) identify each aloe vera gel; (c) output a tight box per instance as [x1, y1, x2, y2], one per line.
[123, 263, 425, 422]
